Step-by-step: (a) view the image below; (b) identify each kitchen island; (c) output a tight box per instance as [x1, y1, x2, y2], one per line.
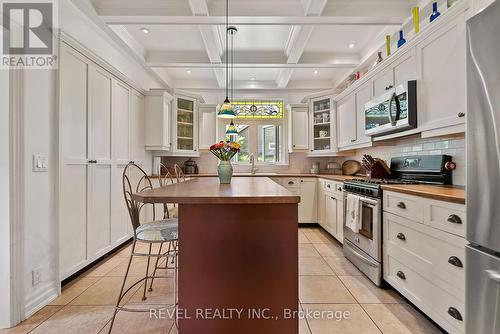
[132, 177, 300, 334]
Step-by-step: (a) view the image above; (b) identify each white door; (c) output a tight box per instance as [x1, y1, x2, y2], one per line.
[299, 179, 317, 224]
[87, 66, 113, 260]
[292, 107, 309, 150]
[111, 80, 131, 244]
[130, 90, 145, 165]
[324, 195, 339, 239]
[355, 83, 372, 145]
[59, 45, 90, 277]
[337, 95, 356, 148]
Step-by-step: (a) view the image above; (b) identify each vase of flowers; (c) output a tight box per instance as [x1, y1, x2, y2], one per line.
[209, 141, 241, 184]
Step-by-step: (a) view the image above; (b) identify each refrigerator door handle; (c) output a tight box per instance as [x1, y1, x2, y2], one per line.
[486, 270, 500, 283]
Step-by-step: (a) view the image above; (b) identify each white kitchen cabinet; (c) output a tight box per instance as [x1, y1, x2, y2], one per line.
[145, 90, 173, 152]
[373, 48, 417, 98]
[172, 95, 199, 155]
[319, 179, 344, 243]
[355, 83, 372, 146]
[308, 96, 337, 156]
[198, 104, 217, 150]
[289, 104, 309, 151]
[417, 13, 466, 137]
[299, 179, 317, 224]
[130, 90, 146, 165]
[337, 95, 356, 148]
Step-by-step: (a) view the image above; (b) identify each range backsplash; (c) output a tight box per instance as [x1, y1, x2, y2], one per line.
[160, 133, 465, 186]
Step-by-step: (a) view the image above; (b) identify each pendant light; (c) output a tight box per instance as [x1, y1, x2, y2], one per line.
[226, 120, 238, 136]
[218, 0, 236, 118]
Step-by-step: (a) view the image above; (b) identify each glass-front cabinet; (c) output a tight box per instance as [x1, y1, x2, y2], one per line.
[308, 96, 337, 156]
[173, 95, 199, 155]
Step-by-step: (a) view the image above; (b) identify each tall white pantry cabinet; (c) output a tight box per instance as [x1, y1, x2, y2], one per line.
[59, 42, 145, 279]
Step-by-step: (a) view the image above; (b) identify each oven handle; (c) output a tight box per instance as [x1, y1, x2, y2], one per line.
[344, 193, 380, 206]
[344, 239, 379, 268]
[388, 92, 401, 126]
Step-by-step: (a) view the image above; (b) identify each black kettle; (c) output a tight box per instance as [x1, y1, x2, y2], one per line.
[183, 158, 198, 175]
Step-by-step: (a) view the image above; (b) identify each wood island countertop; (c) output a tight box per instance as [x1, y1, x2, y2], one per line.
[381, 184, 465, 204]
[132, 176, 301, 204]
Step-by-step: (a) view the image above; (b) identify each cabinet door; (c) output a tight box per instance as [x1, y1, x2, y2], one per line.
[394, 49, 417, 87]
[337, 95, 356, 148]
[417, 15, 466, 132]
[355, 83, 372, 145]
[88, 67, 113, 260]
[130, 90, 146, 164]
[175, 97, 197, 153]
[59, 45, 90, 277]
[299, 179, 317, 224]
[372, 69, 393, 97]
[324, 195, 339, 238]
[317, 182, 326, 226]
[336, 196, 344, 243]
[292, 107, 309, 150]
[113, 81, 130, 165]
[198, 104, 216, 150]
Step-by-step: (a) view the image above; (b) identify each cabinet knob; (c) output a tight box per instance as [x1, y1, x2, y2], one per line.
[129, 161, 135, 164]
[288, 181, 294, 185]
[448, 256, 463, 268]
[447, 307, 463, 321]
[457, 112, 466, 118]
[385, 85, 394, 91]
[351, 139, 356, 142]
[447, 214, 462, 225]
[396, 271, 406, 280]
[337, 187, 342, 192]
[396, 233, 406, 241]
[88, 160, 97, 164]
[327, 184, 331, 188]
[397, 202, 407, 209]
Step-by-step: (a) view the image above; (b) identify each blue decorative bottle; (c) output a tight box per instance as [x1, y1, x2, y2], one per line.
[430, 2, 441, 22]
[397, 30, 406, 48]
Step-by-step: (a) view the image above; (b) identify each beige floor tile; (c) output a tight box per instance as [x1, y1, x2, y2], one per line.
[323, 257, 362, 276]
[302, 229, 334, 244]
[299, 276, 356, 304]
[49, 277, 101, 306]
[84, 256, 127, 277]
[339, 276, 404, 304]
[299, 230, 311, 244]
[29, 306, 113, 334]
[300, 257, 335, 276]
[304, 304, 381, 334]
[99, 305, 174, 334]
[0, 306, 62, 334]
[312, 243, 344, 258]
[128, 277, 175, 305]
[70, 276, 143, 306]
[300, 318, 311, 334]
[362, 304, 441, 334]
[106, 257, 165, 277]
[299, 244, 322, 257]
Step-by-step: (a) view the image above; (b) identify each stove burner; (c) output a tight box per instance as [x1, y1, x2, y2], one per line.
[350, 178, 419, 185]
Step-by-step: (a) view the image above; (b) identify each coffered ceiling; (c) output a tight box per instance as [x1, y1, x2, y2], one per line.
[85, 0, 424, 91]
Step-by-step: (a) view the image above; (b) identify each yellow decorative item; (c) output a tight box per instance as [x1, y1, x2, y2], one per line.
[412, 7, 420, 33]
[386, 35, 391, 57]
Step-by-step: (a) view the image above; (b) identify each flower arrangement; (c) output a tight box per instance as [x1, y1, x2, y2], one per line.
[209, 141, 241, 161]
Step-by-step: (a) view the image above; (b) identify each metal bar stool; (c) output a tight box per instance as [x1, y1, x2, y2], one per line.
[173, 164, 186, 183]
[108, 163, 178, 333]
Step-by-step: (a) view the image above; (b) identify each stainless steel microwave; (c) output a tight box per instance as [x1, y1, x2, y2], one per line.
[364, 80, 417, 137]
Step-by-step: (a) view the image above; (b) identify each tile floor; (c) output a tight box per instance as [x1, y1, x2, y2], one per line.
[1, 227, 443, 334]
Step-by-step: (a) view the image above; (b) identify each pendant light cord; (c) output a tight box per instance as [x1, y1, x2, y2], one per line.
[225, 0, 229, 101]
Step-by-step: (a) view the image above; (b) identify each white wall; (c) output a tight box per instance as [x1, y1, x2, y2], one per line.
[0, 69, 12, 328]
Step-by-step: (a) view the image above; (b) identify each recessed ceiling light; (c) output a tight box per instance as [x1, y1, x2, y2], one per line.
[250, 76, 256, 80]
[186, 70, 192, 74]
[141, 27, 150, 34]
[348, 43, 356, 48]
[313, 70, 319, 75]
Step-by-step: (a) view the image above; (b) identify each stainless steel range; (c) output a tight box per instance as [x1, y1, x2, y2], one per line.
[342, 155, 454, 286]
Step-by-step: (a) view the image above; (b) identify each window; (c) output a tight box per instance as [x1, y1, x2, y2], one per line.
[222, 100, 286, 165]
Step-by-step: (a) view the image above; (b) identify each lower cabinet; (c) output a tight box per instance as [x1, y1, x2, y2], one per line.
[299, 179, 317, 224]
[383, 191, 466, 333]
[318, 179, 344, 243]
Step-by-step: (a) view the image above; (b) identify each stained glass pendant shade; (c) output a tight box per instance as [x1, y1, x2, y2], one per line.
[217, 0, 236, 118]
[219, 97, 236, 118]
[226, 120, 238, 135]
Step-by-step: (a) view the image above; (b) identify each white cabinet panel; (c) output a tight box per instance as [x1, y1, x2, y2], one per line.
[393, 49, 417, 87]
[337, 95, 356, 148]
[88, 165, 112, 259]
[145, 91, 173, 152]
[372, 69, 393, 97]
[299, 179, 317, 224]
[291, 106, 309, 150]
[324, 195, 338, 237]
[111, 165, 129, 245]
[199, 104, 217, 150]
[113, 81, 130, 164]
[130, 91, 145, 164]
[90, 68, 112, 162]
[355, 83, 372, 145]
[417, 14, 466, 134]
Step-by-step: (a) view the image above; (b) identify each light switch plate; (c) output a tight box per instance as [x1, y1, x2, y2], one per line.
[33, 154, 48, 172]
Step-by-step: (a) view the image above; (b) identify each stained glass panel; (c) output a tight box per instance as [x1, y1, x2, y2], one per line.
[232, 100, 283, 119]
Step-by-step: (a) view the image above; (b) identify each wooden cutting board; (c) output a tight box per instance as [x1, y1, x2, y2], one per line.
[342, 160, 361, 175]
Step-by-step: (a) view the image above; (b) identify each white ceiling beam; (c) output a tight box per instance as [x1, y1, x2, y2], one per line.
[150, 63, 358, 69]
[101, 15, 404, 26]
[276, 0, 327, 89]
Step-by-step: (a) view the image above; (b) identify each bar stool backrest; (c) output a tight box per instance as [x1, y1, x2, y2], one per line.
[123, 163, 157, 232]
[158, 163, 175, 187]
[173, 164, 185, 183]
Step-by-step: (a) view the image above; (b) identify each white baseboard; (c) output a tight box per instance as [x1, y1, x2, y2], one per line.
[24, 281, 59, 319]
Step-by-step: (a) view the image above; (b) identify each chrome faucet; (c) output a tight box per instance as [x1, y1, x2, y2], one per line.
[249, 154, 258, 174]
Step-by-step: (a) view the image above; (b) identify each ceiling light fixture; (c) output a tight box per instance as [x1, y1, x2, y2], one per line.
[313, 70, 319, 74]
[141, 27, 150, 34]
[218, 0, 237, 119]
[348, 43, 356, 48]
[250, 77, 256, 81]
[186, 70, 192, 74]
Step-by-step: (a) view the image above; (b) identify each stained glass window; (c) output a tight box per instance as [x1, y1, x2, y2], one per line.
[232, 100, 283, 119]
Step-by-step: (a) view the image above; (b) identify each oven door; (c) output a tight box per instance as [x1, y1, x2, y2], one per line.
[343, 194, 382, 262]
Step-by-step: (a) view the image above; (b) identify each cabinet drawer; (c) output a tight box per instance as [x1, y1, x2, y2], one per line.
[282, 178, 300, 188]
[424, 198, 466, 237]
[385, 255, 465, 334]
[384, 212, 466, 294]
[383, 191, 423, 222]
[323, 180, 343, 193]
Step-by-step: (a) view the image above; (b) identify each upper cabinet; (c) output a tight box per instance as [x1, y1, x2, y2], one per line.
[198, 104, 217, 150]
[372, 49, 417, 98]
[308, 96, 337, 156]
[145, 90, 173, 152]
[173, 96, 198, 153]
[289, 104, 309, 151]
[417, 13, 466, 137]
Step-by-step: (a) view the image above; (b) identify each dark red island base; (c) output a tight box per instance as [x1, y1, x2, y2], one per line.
[132, 177, 300, 333]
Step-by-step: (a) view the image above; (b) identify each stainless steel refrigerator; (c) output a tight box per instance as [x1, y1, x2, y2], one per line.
[466, 1, 500, 333]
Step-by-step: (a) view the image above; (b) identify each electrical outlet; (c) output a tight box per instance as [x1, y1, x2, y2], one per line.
[32, 268, 42, 287]
[32, 154, 48, 172]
